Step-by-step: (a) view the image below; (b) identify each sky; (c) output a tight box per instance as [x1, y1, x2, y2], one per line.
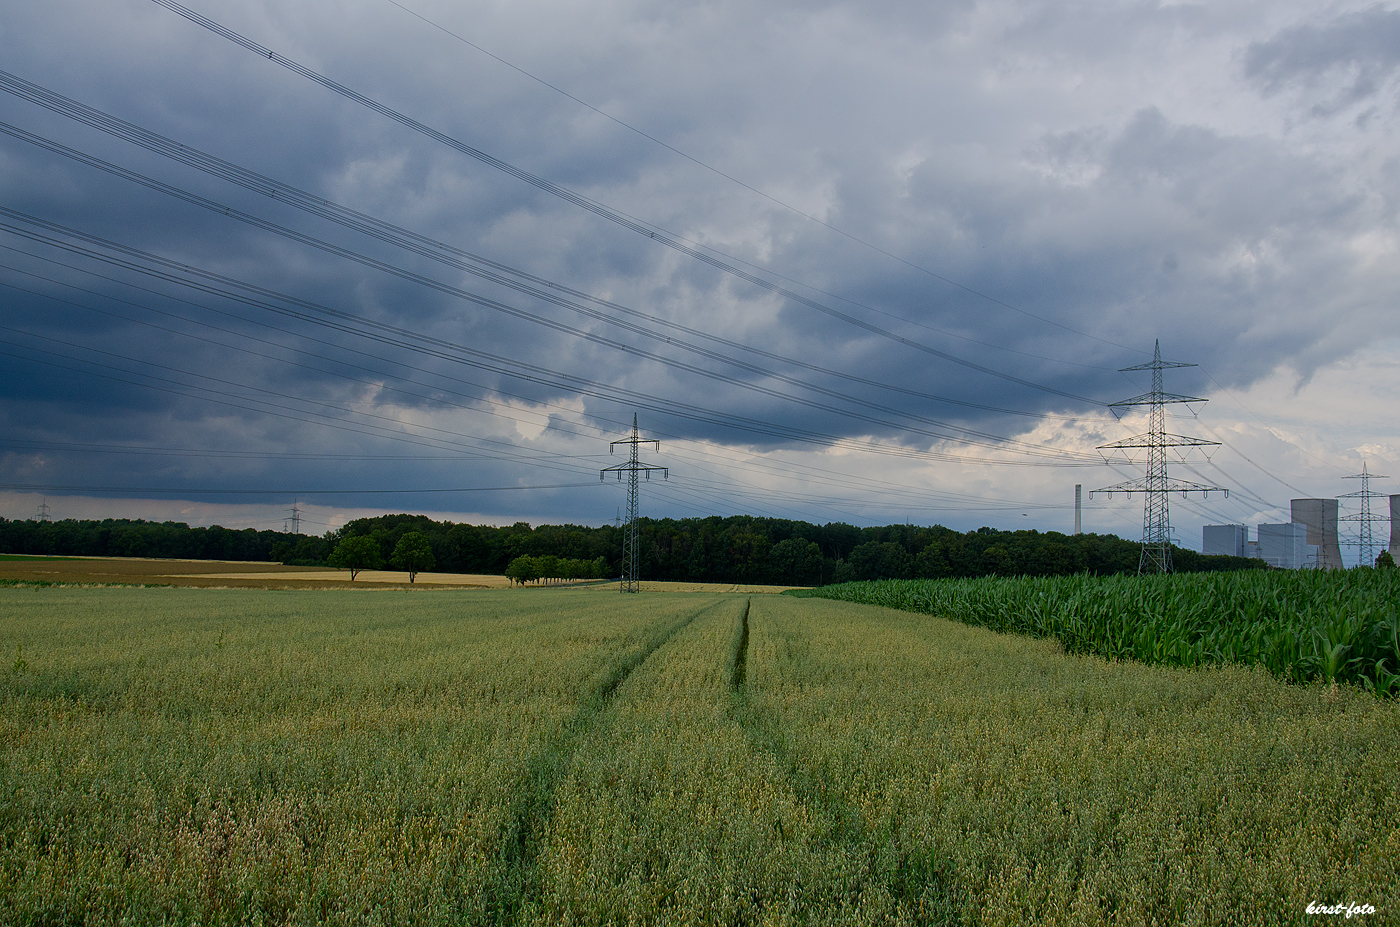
[1, 0, 1397, 560]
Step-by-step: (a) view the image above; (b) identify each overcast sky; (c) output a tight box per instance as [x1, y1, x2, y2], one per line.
[1, 0, 1397, 558]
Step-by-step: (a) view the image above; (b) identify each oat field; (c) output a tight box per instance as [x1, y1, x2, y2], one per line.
[2, 585, 1397, 925]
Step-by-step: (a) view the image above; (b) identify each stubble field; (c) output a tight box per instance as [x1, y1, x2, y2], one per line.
[2, 583, 1397, 925]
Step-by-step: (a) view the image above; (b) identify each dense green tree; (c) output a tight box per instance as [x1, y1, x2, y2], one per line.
[390, 532, 435, 583]
[328, 536, 383, 580]
[2, 514, 1266, 585]
[504, 555, 539, 586]
[850, 541, 915, 580]
[771, 537, 824, 585]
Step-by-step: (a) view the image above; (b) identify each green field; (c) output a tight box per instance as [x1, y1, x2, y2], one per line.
[793, 570, 1400, 694]
[0, 554, 79, 562]
[2, 585, 1397, 925]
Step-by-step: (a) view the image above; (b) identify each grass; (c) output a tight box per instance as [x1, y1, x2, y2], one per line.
[0, 553, 80, 561]
[2, 585, 1397, 924]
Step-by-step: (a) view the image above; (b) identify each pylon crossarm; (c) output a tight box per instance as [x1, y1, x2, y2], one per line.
[1091, 478, 1224, 498]
[610, 439, 660, 453]
[1098, 433, 1220, 450]
[601, 464, 667, 475]
[1121, 357, 1196, 372]
[1109, 391, 1209, 408]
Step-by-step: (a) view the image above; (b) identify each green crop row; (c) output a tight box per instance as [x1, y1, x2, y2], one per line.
[0, 586, 704, 925]
[789, 569, 1400, 695]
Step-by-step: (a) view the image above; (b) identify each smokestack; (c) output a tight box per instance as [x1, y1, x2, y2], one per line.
[1075, 484, 1082, 535]
[1291, 498, 1343, 570]
[1390, 495, 1400, 560]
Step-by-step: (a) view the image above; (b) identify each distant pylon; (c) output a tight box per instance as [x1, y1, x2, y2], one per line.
[1091, 341, 1228, 574]
[287, 502, 302, 535]
[600, 414, 668, 593]
[1340, 463, 1388, 567]
[36, 498, 51, 523]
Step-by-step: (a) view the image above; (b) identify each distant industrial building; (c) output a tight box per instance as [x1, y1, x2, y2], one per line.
[1291, 499, 1344, 570]
[1202, 524, 1247, 558]
[1203, 521, 1319, 570]
[1206, 494, 1397, 569]
[1257, 523, 1320, 570]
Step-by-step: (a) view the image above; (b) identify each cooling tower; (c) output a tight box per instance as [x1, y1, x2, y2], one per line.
[1291, 499, 1343, 570]
[1390, 495, 1400, 560]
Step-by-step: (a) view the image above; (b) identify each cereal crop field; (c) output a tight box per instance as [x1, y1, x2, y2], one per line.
[2, 584, 1397, 925]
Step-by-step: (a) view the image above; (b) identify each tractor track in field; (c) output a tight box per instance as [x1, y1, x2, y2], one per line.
[725, 597, 961, 924]
[729, 598, 751, 690]
[479, 604, 707, 925]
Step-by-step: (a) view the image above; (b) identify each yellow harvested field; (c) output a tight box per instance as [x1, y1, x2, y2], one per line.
[583, 579, 799, 594]
[0, 556, 798, 592]
[186, 569, 511, 587]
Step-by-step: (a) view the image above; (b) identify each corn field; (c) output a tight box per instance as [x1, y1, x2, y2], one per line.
[790, 569, 1400, 695]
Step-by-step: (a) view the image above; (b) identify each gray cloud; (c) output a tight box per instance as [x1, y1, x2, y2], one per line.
[0, 0, 1395, 536]
[1245, 5, 1400, 114]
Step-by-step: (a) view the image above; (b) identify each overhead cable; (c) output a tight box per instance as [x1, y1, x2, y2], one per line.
[378, 0, 1140, 356]
[137, 5, 1110, 404]
[0, 70, 1116, 418]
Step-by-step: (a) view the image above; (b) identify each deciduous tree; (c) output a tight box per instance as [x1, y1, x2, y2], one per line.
[391, 532, 435, 583]
[328, 536, 383, 580]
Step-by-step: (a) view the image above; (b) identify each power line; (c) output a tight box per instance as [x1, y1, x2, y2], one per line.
[377, 0, 1139, 355]
[136, 4, 1121, 400]
[0, 260, 1113, 519]
[1091, 341, 1228, 574]
[0, 114, 1115, 452]
[1, 293, 1089, 521]
[0, 211, 1107, 465]
[1340, 463, 1389, 568]
[0, 69, 1123, 403]
[600, 414, 668, 592]
[0, 481, 602, 495]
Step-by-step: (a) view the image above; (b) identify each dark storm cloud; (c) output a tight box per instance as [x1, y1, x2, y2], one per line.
[1245, 5, 1400, 111]
[1, 0, 1395, 529]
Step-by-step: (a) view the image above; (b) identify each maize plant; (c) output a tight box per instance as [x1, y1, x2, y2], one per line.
[791, 569, 1400, 694]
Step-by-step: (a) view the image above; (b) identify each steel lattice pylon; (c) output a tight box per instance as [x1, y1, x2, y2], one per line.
[1340, 462, 1389, 568]
[1091, 341, 1228, 574]
[601, 414, 668, 593]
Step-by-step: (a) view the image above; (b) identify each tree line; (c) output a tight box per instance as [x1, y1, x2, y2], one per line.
[2, 513, 1264, 583]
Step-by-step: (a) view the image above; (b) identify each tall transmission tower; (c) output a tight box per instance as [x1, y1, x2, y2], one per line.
[35, 499, 51, 523]
[1091, 340, 1228, 574]
[1340, 462, 1389, 568]
[601, 414, 668, 593]
[286, 502, 302, 535]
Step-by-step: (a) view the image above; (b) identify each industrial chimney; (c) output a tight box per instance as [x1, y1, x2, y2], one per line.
[1291, 499, 1343, 570]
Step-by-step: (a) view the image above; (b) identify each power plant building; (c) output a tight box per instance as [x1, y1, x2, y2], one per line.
[1256, 523, 1320, 570]
[1204, 522, 1319, 569]
[1290, 498, 1344, 570]
[1202, 524, 1247, 558]
[1208, 497, 1395, 569]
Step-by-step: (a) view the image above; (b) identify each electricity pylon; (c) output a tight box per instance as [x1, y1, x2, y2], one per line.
[601, 414, 668, 592]
[1091, 340, 1227, 574]
[1340, 462, 1388, 567]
